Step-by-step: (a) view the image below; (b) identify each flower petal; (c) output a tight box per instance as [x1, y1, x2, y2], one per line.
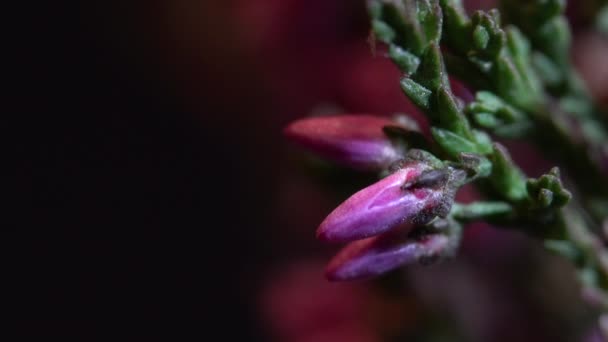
[284, 115, 406, 171]
[325, 231, 450, 281]
[316, 162, 464, 242]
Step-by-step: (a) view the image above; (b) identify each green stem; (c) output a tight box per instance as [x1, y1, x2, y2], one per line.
[557, 207, 608, 310]
[529, 102, 608, 222]
[451, 201, 513, 222]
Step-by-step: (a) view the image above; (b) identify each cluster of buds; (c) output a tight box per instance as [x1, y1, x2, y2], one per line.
[285, 115, 466, 280]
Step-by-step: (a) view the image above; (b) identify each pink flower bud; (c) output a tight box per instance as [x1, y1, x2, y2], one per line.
[284, 115, 406, 171]
[316, 162, 464, 242]
[325, 230, 450, 281]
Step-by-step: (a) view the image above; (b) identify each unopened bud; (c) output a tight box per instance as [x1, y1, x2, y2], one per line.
[284, 115, 408, 171]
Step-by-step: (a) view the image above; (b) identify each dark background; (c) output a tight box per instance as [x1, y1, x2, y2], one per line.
[12, 1, 276, 339]
[10, 0, 607, 340]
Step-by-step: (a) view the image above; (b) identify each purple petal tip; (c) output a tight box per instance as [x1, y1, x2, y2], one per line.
[325, 232, 450, 281]
[284, 114, 406, 171]
[316, 164, 435, 243]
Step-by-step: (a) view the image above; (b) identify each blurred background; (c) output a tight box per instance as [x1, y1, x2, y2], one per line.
[11, 0, 608, 340]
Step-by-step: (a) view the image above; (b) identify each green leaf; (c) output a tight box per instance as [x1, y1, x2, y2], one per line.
[487, 8, 501, 27]
[414, 44, 449, 92]
[505, 26, 531, 60]
[597, 5, 608, 35]
[544, 239, 580, 261]
[538, 188, 554, 208]
[372, 20, 396, 43]
[532, 51, 563, 86]
[466, 90, 527, 128]
[382, 1, 426, 55]
[439, 0, 472, 54]
[473, 25, 489, 50]
[537, 0, 565, 23]
[489, 143, 528, 201]
[473, 112, 499, 128]
[400, 78, 432, 110]
[368, 0, 383, 19]
[431, 127, 481, 157]
[526, 167, 572, 209]
[492, 121, 533, 138]
[436, 86, 471, 138]
[494, 55, 537, 110]
[471, 11, 505, 58]
[470, 91, 505, 112]
[472, 130, 493, 154]
[536, 17, 571, 68]
[419, 0, 443, 44]
[389, 45, 420, 74]
[443, 53, 492, 90]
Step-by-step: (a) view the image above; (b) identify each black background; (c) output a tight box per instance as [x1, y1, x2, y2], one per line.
[11, 1, 273, 339]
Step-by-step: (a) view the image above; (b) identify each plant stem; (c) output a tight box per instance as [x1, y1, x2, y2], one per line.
[558, 206, 608, 310]
[451, 201, 513, 222]
[528, 100, 608, 223]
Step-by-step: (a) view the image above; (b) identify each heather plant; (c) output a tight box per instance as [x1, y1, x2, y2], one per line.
[284, 0, 608, 330]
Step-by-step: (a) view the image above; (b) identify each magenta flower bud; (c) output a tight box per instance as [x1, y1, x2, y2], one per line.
[284, 114, 407, 171]
[325, 230, 450, 281]
[316, 162, 464, 243]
